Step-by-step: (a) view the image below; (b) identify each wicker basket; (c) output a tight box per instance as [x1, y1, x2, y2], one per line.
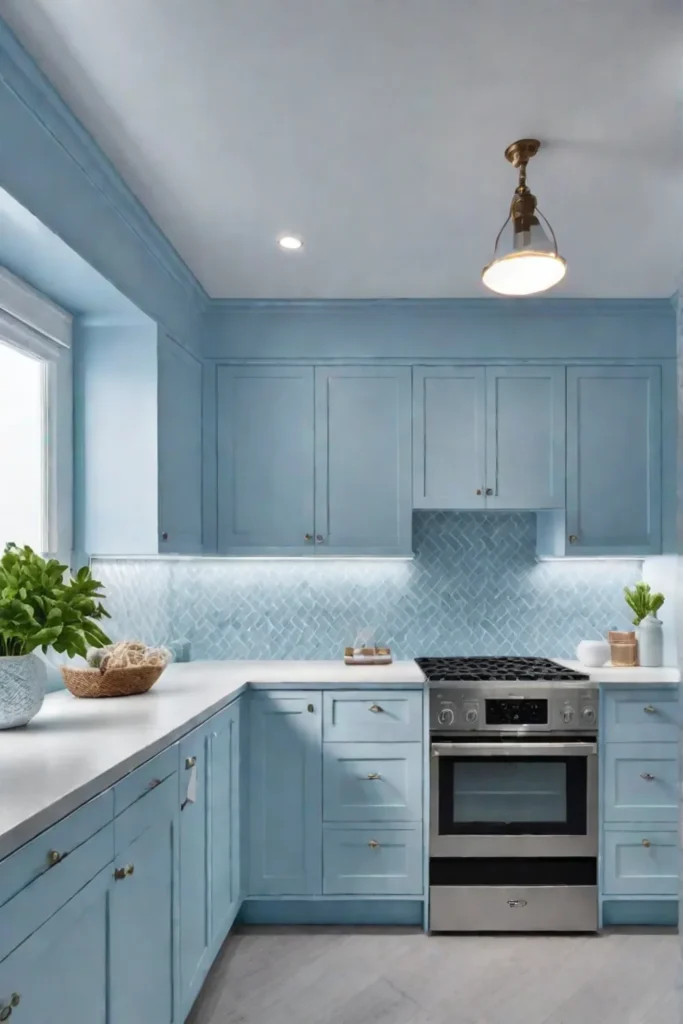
[60, 665, 165, 699]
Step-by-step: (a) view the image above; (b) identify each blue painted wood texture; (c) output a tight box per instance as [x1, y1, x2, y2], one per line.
[208, 699, 241, 946]
[216, 365, 315, 553]
[248, 693, 322, 895]
[323, 690, 423, 743]
[603, 830, 678, 896]
[0, 867, 110, 1024]
[566, 366, 662, 555]
[603, 743, 678, 823]
[603, 688, 679, 743]
[314, 366, 412, 555]
[158, 333, 203, 554]
[178, 725, 210, 1016]
[322, 825, 423, 895]
[323, 743, 422, 822]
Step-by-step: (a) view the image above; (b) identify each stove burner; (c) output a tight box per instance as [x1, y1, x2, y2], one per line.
[416, 656, 589, 683]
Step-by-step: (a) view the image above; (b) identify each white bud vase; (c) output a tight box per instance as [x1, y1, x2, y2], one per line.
[636, 614, 663, 668]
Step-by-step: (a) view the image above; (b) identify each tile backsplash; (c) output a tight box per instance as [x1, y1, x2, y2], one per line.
[92, 512, 641, 661]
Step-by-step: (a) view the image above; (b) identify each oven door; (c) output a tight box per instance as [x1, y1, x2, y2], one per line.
[430, 741, 598, 858]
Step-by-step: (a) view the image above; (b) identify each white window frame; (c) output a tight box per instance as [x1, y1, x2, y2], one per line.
[0, 267, 72, 563]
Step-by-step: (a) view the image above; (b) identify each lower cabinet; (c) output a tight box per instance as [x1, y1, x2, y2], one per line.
[323, 825, 422, 895]
[110, 775, 177, 1024]
[0, 867, 110, 1024]
[179, 723, 211, 1016]
[603, 830, 678, 896]
[208, 698, 241, 944]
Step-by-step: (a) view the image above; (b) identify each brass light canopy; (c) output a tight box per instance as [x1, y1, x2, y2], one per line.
[482, 139, 566, 297]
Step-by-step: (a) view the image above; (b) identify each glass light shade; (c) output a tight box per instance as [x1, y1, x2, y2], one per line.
[482, 250, 567, 296]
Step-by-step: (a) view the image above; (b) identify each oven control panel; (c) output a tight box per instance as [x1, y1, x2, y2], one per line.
[430, 686, 599, 733]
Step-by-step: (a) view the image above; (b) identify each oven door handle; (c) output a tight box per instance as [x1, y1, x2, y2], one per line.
[431, 741, 597, 757]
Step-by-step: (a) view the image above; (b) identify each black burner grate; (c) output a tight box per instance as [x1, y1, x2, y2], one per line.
[415, 656, 589, 682]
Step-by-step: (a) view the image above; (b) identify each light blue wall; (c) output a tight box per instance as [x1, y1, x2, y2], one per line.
[92, 511, 643, 662]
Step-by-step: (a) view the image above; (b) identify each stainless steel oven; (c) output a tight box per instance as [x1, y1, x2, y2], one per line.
[430, 737, 598, 859]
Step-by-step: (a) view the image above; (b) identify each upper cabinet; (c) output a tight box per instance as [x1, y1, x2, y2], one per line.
[215, 364, 412, 556]
[413, 365, 565, 511]
[564, 366, 661, 556]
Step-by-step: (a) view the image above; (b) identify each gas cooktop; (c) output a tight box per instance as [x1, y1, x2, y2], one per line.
[416, 656, 590, 683]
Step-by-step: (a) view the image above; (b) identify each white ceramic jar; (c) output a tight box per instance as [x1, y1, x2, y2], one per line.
[576, 640, 610, 668]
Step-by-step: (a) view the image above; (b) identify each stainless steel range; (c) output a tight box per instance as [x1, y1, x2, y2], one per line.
[418, 657, 599, 934]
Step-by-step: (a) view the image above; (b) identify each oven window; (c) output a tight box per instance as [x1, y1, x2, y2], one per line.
[439, 756, 587, 835]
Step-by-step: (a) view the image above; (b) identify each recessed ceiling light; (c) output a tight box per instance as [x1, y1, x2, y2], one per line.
[278, 235, 303, 251]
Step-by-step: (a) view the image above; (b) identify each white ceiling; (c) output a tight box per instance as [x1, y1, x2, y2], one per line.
[1, 0, 682, 299]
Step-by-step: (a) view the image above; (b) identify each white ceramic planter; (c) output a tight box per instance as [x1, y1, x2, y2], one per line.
[0, 653, 46, 728]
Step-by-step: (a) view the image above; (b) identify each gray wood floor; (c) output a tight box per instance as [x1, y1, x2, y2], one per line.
[188, 926, 681, 1024]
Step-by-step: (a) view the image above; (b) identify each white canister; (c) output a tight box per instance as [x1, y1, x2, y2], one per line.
[637, 614, 663, 668]
[576, 640, 610, 668]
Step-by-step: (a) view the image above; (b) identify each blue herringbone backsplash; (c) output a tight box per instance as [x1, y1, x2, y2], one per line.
[91, 512, 640, 660]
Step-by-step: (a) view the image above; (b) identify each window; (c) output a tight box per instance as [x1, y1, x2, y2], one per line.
[0, 268, 72, 560]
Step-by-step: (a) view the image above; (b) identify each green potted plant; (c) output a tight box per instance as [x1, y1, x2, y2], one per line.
[0, 544, 111, 728]
[624, 582, 665, 668]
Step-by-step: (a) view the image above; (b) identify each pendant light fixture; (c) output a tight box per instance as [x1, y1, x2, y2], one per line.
[482, 139, 566, 297]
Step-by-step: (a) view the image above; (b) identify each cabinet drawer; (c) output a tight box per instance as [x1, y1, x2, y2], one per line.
[603, 743, 678, 823]
[603, 689, 679, 742]
[0, 788, 113, 910]
[113, 744, 178, 816]
[323, 691, 422, 742]
[323, 743, 422, 821]
[0, 822, 113, 963]
[114, 773, 178, 856]
[603, 830, 678, 896]
[323, 825, 423, 895]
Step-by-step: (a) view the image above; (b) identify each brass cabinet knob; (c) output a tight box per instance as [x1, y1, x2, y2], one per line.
[369, 704, 383, 714]
[185, 756, 197, 770]
[643, 705, 657, 714]
[368, 840, 380, 849]
[304, 533, 313, 541]
[47, 849, 64, 867]
[486, 488, 493, 496]
[568, 534, 578, 544]
[640, 773, 655, 781]
[366, 772, 381, 780]
[114, 863, 135, 880]
[475, 489, 482, 496]
[125, 863, 135, 877]
[307, 703, 315, 713]
[642, 839, 651, 848]
[161, 531, 169, 542]
[9, 997, 19, 1009]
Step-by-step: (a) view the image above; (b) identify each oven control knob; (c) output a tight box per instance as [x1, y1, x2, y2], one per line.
[465, 708, 478, 725]
[437, 708, 455, 726]
[581, 706, 596, 724]
[562, 705, 575, 724]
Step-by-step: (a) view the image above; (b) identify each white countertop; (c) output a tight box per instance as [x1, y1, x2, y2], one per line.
[0, 656, 678, 862]
[0, 660, 424, 860]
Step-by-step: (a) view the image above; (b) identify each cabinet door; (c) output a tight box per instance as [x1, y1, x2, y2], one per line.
[217, 365, 315, 552]
[413, 367, 486, 509]
[315, 366, 412, 554]
[0, 868, 109, 1024]
[178, 725, 210, 1016]
[110, 781, 177, 1024]
[485, 366, 565, 509]
[566, 366, 662, 555]
[158, 333, 203, 553]
[209, 699, 241, 947]
[248, 693, 322, 895]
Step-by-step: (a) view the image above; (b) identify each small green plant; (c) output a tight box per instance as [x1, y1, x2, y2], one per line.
[0, 544, 111, 658]
[624, 581, 665, 627]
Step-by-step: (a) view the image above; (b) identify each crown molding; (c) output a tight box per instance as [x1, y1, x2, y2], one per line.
[208, 297, 673, 316]
[0, 19, 208, 313]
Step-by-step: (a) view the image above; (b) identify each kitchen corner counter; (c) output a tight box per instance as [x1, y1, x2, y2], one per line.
[554, 660, 680, 685]
[0, 659, 425, 861]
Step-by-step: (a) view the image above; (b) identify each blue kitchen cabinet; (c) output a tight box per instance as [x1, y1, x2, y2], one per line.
[413, 366, 486, 509]
[0, 867, 110, 1024]
[485, 366, 565, 510]
[158, 332, 203, 554]
[413, 365, 564, 511]
[564, 366, 662, 556]
[248, 693, 322, 895]
[603, 830, 678, 897]
[178, 723, 211, 1016]
[209, 699, 241, 947]
[323, 743, 422, 822]
[322, 825, 423, 896]
[314, 366, 412, 555]
[216, 365, 315, 553]
[110, 775, 177, 1024]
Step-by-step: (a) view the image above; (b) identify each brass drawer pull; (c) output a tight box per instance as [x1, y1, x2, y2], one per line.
[368, 839, 380, 849]
[47, 849, 66, 867]
[366, 772, 381, 780]
[640, 773, 655, 781]
[643, 705, 657, 714]
[641, 839, 651, 848]
[114, 863, 135, 880]
[369, 704, 383, 714]
[185, 756, 197, 770]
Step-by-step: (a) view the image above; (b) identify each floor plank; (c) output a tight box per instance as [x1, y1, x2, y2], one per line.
[188, 927, 681, 1024]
